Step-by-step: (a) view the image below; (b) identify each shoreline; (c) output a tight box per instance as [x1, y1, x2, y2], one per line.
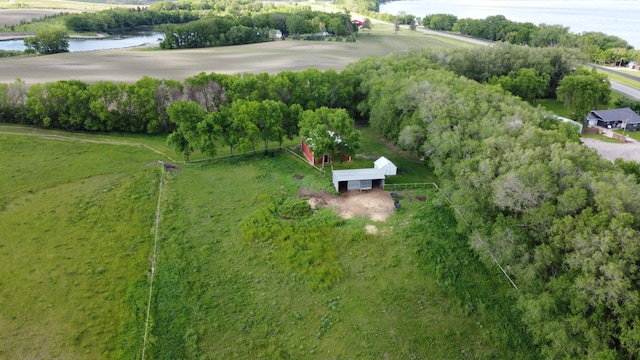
[0, 32, 107, 41]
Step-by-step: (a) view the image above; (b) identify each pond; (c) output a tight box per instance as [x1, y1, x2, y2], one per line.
[0, 31, 164, 52]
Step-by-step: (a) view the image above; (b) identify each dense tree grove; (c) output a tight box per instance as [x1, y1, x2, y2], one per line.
[345, 49, 640, 359]
[2, 43, 640, 356]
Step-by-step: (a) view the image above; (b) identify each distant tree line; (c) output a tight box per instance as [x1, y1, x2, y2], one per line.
[421, 13, 640, 66]
[339, 1, 639, 66]
[63, 8, 200, 33]
[0, 43, 623, 135]
[0, 68, 361, 160]
[59, 6, 356, 49]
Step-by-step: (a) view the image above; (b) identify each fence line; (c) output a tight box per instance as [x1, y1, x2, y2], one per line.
[0, 130, 176, 162]
[282, 147, 327, 176]
[389, 182, 519, 292]
[383, 182, 439, 190]
[187, 146, 285, 163]
[141, 161, 166, 359]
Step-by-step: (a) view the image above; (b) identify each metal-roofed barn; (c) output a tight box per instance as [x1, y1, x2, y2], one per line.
[332, 169, 386, 193]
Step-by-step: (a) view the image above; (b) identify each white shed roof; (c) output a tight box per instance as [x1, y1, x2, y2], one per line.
[374, 156, 395, 168]
[332, 168, 386, 182]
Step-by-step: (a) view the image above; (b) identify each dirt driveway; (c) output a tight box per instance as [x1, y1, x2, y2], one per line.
[581, 137, 640, 162]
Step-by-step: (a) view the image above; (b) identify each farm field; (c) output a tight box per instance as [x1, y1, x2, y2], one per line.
[0, 22, 461, 84]
[0, 125, 536, 358]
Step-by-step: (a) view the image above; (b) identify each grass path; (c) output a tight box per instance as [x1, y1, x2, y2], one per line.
[0, 125, 177, 161]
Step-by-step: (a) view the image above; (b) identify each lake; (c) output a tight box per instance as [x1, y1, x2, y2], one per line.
[379, 0, 640, 49]
[0, 31, 163, 52]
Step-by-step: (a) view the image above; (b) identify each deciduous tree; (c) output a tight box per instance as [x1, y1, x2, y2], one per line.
[166, 100, 206, 162]
[24, 28, 69, 55]
[556, 68, 610, 121]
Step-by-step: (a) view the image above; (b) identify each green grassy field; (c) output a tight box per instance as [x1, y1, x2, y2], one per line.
[0, 131, 162, 358]
[0, 125, 535, 358]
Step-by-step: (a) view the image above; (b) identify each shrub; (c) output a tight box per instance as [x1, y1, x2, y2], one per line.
[277, 198, 312, 219]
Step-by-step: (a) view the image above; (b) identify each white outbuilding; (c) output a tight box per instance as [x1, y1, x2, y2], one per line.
[332, 169, 386, 193]
[374, 156, 397, 176]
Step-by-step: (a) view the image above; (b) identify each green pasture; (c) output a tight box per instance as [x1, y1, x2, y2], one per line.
[0, 132, 163, 358]
[0, 126, 534, 358]
[536, 99, 572, 119]
[148, 151, 533, 359]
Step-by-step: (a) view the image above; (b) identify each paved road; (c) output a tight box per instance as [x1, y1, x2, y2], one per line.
[593, 64, 640, 82]
[610, 81, 640, 100]
[592, 65, 640, 100]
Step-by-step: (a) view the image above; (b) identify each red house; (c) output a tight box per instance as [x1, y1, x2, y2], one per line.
[301, 138, 351, 165]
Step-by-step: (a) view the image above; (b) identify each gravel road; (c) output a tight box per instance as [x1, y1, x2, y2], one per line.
[581, 137, 640, 162]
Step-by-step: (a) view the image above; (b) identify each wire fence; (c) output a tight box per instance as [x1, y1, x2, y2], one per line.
[383, 182, 439, 190]
[282, 146, 327, 176]
[386, 181, 519, 292]
[141, 161, 166, 359]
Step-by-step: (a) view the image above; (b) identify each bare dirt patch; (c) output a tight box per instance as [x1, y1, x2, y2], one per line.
[162, 162, 181, 172]
[301, 187, 395, 222]
[365, 224, 378, 234]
